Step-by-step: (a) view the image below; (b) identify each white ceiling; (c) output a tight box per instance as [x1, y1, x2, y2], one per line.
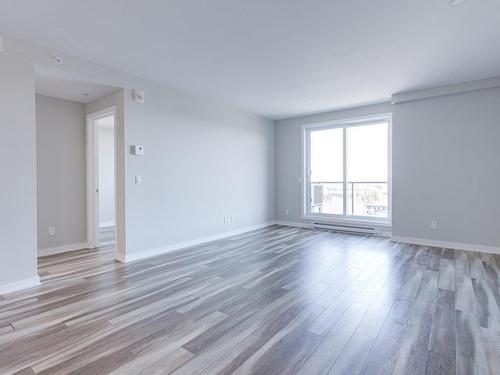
[35, 65, 118, 103]
[2, 0, 500, 119]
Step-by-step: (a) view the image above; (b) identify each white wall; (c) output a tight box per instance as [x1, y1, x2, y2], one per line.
[274, 103, 393, 224]
[7, 36, 275, 263]
[0, 47, 38, 292]
[36, 95, 86, 251]
[0, 37, 275, 288]
[123, 83, 275, 258]
[97, 125, 115, 227]
[81, 70, 274, 261]
[392, 87, 500, 248]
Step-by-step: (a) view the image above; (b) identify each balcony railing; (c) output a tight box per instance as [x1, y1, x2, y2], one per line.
[310, 181, 388, 218]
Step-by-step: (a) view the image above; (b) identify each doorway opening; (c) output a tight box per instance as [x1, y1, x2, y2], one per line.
[86, 108, 117, 250]
[35, 64, 121, 265]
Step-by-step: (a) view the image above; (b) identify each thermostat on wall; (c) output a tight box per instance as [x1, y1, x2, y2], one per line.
[131, 145, 144, 155]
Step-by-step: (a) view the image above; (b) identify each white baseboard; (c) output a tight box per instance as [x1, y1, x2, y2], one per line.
[118, 221, 275, 263]
[99, 221, 115, 228]
[273, 220, 312, 229]
[0, 276, 41, 296]
[391, 236, 500, 255]
[38, 242, 89, 257]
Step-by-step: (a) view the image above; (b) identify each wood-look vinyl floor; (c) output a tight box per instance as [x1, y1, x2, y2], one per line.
[1, 225, 499, 374]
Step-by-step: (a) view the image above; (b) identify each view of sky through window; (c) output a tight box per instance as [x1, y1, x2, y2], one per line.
[309, 121, 389, 219]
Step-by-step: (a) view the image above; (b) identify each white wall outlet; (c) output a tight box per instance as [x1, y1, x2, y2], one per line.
[430, 220, 438, 230]
[49, 226, 55, 236]
[285, 209, 290, 216]
[135, 176, 142, 185]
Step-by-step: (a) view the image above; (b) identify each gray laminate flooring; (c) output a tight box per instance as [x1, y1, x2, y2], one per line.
[0, 225, 499, 374]
[99, 225, 115, 247]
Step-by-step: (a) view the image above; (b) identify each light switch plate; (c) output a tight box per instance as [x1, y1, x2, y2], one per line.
[131, 145, 144, 156]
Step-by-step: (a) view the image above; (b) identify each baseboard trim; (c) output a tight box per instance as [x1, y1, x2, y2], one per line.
[38, 242, 89, 257]
[0, 276, 41, 296]
[273, 220, 312, 229]
[99, 221, 115, 228]
[118, 221, 275, 263]
[391, 236, 500, 255]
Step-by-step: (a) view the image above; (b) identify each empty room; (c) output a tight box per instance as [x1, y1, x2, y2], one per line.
[0, 1, 499, 374]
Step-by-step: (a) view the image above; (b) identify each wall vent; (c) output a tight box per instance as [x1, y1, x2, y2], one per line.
[312, 221, 377, 235]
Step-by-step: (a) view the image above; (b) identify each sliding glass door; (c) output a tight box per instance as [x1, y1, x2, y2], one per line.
[310, 127, 344, 215]
[304, 116, 391, 223]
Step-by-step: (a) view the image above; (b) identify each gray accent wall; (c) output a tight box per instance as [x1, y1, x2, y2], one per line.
[0, 48, 38, 287]
[275, 88, 500, 249]
[36, 95, 87, 251]
[392, 87, 500, 247]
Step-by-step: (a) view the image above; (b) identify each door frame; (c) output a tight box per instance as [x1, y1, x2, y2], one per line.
[86, 106, 116, 250]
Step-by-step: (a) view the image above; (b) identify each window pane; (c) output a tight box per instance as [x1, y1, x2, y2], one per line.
[310, 128, 343, 215]
[346, 122, 388, 218]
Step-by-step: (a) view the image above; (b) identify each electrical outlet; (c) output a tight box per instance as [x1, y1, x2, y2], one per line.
[430, 220, 438, 230]
[49, 226, 55, 236]
[285, 209, 290, 216]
